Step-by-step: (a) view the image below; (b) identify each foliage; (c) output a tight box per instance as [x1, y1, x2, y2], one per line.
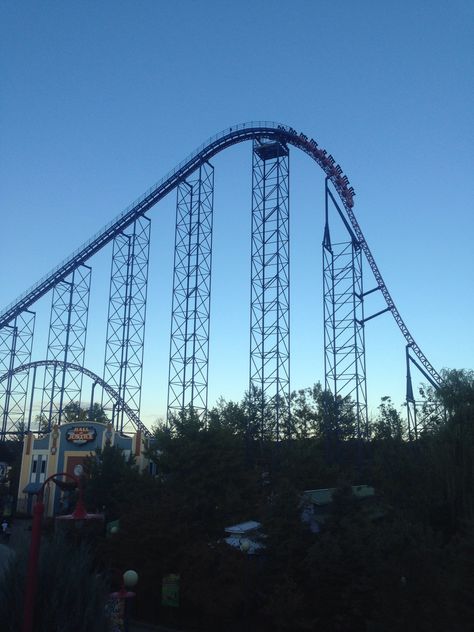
[371, 396, 405, 441]
[63, 401, 108, 423]
[34, 402, 108, 434]
[289, 383, 322, 438]
[0, 532, 110, 632]
[83, 444, 154, 520]
[59, 368, 474, 631]
[148, 409, 263, 535]
[437, 368, 474, 417]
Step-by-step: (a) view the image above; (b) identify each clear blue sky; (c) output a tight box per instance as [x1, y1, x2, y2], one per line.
[1, 1, 473, 427]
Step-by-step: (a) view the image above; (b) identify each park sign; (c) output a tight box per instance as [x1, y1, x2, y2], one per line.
[65, 425, 97, 446]
[162, 574, 180, 607]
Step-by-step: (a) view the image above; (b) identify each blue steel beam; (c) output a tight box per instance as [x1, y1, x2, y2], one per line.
[0, 359, 152, 437]
[103, 216, 151, 431]
[167, 163, 214, 419]
[40, 265, 91, 427]
[250, 140, 290, 442]
[0, 311, 35, 435]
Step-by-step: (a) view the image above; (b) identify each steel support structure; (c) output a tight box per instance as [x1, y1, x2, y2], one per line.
[167, 163, 214, 421]
[0, 311, 35, 438]
[103, 215, 151, 432]
[0, 122, 443, 444]
[40, 265, 91, 429]
[250, 139, 290, 443]
[0, 124, 442, 406]
[406, 345, 444, 439]
[323, 181, 368, 439]
[405, 347, 419, 440]
[0, 360, 151, 438]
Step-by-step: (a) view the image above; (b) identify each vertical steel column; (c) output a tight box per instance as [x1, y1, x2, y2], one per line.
[405, 346, 443, 438]
[103, 215, 151, 432]
[167, 162, 214, 421]
[323, 181, 368, 438]
[41, 265, 91, 428]
[0, 311, 35, 438]
[249, 139, 290, 443]
[406, 346, 418, 440]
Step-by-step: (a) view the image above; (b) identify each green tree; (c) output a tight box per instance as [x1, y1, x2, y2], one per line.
[208, 397, 248, 436]
[148, 409, 261, 535]
[371, 396, 405, 441]
[0, 533, 109, 632]
[74, 376, 474, 631]
[63, 401, 88, 421]
[63, 401, 108, 423]
[320, 390, 357, 441]
[83, 444, 144, 519]
[437, 368, 474, 419]
[290, 383, 323, 439]
[34, 413, 50, 434]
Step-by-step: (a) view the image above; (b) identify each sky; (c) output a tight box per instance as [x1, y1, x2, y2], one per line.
[1, 1, 473, 429]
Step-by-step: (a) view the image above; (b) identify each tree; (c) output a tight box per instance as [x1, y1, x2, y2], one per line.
[437, 368, 474, 419]
[55, 376, 474, 631]
[290, 383, 323, 439]
[87, 402, 108, 423]
[208, 397, 248, 436]
[62, 401, 87, 421]
[416, 369, 474, 434]
[0, 533, 109, 632]
[83, 444, 142, 519]
[34, 413, 50, 434]
[63, 401, 107, 423]
[241, 384, 272, 442]
[371, 396, 405, 441]
[319, 390, 357, 442]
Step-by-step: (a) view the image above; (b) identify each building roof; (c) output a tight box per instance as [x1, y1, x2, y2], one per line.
[223, 520, 265, 554]
[303, 485, 375, 506]
[224, 520, 262, 535]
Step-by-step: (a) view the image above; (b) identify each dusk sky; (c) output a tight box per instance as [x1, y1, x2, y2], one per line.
[1, 1, 472, 428]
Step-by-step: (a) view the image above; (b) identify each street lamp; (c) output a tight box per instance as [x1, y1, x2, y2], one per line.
[22, 471, 104, 632]
[239, 539, 251, 625]
[109, 569, 139, 632]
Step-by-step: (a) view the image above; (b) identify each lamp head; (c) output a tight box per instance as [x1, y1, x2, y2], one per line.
[123, 570, 139, 588]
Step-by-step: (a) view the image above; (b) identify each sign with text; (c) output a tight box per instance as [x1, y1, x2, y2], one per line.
[162, 574, 180, 607]
[65, 426, 97, 446]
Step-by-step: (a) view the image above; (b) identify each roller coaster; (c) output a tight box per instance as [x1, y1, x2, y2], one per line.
[0, 122, 440, 441]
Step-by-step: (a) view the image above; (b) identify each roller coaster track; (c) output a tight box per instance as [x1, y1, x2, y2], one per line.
[0, 121, 442, 387]
[0, 360, 152, 437]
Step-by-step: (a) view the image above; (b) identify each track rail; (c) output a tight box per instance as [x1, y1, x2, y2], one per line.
[0, 121, 442, 386]
[0, 360, 151, 437]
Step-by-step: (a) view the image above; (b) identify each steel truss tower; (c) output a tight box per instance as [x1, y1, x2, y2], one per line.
[323, 181, 368, 438]
[250, 139, 290, 442]
[103, 215, 151, 432]
[0, 311, 35, 436]
[41, 265, 91, 428]
[0, 123, 443, 444]
[167, 162, 214, 420]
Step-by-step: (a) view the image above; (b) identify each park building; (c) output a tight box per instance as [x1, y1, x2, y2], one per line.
[17, 421, 150, 517]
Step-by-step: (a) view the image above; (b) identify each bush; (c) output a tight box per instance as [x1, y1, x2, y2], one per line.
[0, 532, 110, 631]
